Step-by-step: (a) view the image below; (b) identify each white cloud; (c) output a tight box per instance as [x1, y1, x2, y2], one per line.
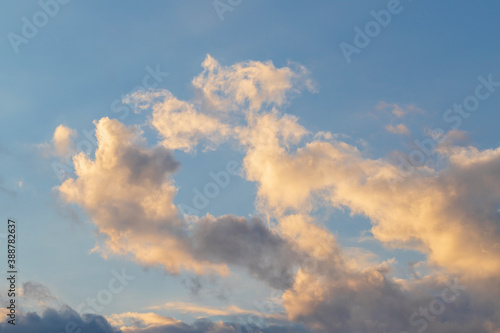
[192, 54, 315, 112]
[125, 89, 231, 152]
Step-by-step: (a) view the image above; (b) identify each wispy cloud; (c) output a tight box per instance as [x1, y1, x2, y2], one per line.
[385, 123, 410, 135]
[149, 301, 286, 320]
[377, 101, 425, 118]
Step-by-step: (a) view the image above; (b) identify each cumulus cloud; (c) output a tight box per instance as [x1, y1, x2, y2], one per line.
[230, 100, 500, 331]
[53, 55, 500, 333]
[57, 117, 300, 288]
[0, 306, 120, 333]
[235, 108, 500, 283]
[58, 117, 209, 272]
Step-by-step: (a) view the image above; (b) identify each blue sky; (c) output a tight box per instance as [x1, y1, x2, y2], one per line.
[1, 1, 500, 332]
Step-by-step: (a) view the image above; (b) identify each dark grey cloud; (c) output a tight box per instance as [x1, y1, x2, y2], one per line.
[191, 216, 302, 290]
[0, 306, 120, 333]
[0, 307, 311, 333]
[122, 145, 180, 185]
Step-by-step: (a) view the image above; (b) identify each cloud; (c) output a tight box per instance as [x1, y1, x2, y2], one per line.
[21, 281, 60, 309]
[53, 125, 77, 156]
[192, 54, 315, 112]
[0, 306, 120, 333]
[234, 111, 500, 329]
[236, 109, 500, 282]
[106, 312, 180, 332]
[149, 301, 285, 320]
[282, 265, 496, 333]
[385, 123, 410, 135]
[39, 124, 77, 158]
[342, 247, 380, 270]
[125, 89, 231, 152]
[118, 318, 309, 333]
[58, 117, 216, 274]
[180, 275, 232, 301]
[191, 215, 299, 289]
[122, 55, 315, 153]
[433, 129, 470, 152]
[202, 58, 500, 330]
[377, 101, 425, 118]
[0, 282, 306, 333]
[53, 55, 500, 333]
[0, 306, 308, 333]
[57, 117, 300, 289]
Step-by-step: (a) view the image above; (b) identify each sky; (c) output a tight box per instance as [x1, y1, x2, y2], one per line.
[1, 1, 500, 332]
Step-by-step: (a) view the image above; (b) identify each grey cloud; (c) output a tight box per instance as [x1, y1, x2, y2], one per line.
[22, 281, 59, 307]
[122, 145, 180, 185]
[191, 216, 301, 290]
[285, 267, 496, 333]
[0, 307, 310, 333]
[0, 306, 120, 333]
[181, 275, 231, 301]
